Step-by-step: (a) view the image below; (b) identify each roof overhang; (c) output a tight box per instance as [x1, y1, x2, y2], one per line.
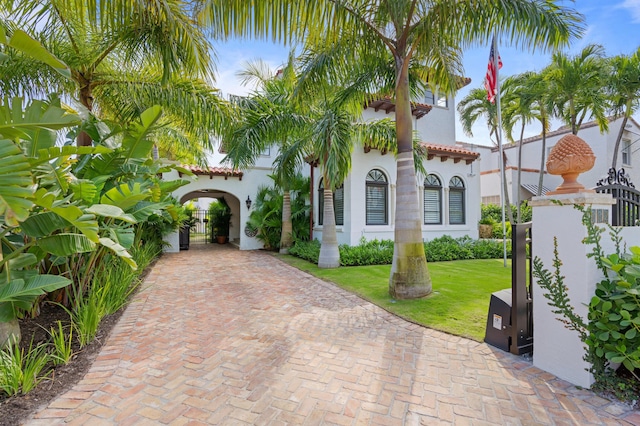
[421, 142, 480, 165]
[365, 98, 432, 119]
[178, 165, 243, 180]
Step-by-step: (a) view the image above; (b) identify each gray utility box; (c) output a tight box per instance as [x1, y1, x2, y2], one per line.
[485, 288, 512, 352]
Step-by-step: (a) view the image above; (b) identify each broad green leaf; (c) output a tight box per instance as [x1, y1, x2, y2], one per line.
[128, 200, 170, 222]
[20, 211, 69, 237]
[86, 204, 136, 223]
[100, 183, 150, 211]
[110, 227, 135, 249]
[0, 274, 70, 304]
[0, 97, 79, 141]
[625, 329, 637, 339]
[0, 139, 34, 225]
[99, 238, 137, 270]
[6, 30, 71, 79]
[30, 145, 112, 165]
[36, 233, 95, 256]
[69, 179, 98, 203]
[122, 105, 162, 160]
[2, 253, 38, 273]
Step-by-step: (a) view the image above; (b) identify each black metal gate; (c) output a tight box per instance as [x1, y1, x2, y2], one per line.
[595, 168, 640, 227]
[484, 222, 533, 355]
[510, 222, 534, 355]
[189, 209, 212, 244]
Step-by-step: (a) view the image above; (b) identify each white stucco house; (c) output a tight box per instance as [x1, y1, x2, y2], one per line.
[478, 117, 640, 206]
[163, 88, 483, 251]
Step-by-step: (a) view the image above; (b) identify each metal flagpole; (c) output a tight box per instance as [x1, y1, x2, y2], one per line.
[493, 37, 507, 267]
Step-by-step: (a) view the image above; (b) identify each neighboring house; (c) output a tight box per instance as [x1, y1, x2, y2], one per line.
[479, 117, 640, 206]
[164, 88, 482, 251]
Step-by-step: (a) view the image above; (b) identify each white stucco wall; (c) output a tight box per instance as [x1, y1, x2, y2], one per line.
[483, 118, 640, 202]
[313, 144, 480, 245]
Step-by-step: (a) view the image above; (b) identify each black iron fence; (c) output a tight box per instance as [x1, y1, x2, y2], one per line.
[189, 209, 212, 244]
[595, 168, 640, 227]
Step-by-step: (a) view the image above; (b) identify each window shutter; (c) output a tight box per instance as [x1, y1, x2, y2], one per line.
[334, 186, 344, 226]
[424, 189, 441, 224]
[449, 190, 464, 224]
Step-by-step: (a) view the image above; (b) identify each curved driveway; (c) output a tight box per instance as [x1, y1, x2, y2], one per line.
[29, 245, 638, 425]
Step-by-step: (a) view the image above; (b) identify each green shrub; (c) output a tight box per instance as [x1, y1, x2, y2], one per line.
[289, 240, 321, 263]
[289, 235, 511, 265]
[492, 221, 512, 239]
[339, 239, 394, 266]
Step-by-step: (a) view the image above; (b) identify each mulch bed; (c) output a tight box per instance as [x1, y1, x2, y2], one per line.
[0, 303, 124, 426]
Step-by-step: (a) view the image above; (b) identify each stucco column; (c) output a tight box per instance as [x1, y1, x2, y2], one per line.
[390, 183, 396, 226]
[530, 192, 614, 388]
[443, 187, 449, 225]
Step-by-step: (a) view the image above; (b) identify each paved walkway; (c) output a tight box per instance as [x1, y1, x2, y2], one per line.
[28, 245, 639, 425]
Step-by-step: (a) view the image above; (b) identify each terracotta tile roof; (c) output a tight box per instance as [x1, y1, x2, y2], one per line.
[365, 97, 432, 119]
[179, 165, 243, 180]
[420, 142, 480, 165]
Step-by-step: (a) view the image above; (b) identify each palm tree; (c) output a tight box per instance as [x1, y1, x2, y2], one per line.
[502, 72, 539, 222]
[521, 70, 553, 197]
[545, 44, 609, 136]
[1, 0, 226, 159]
[223, 58, 311, 254]
[305, 98, 398, 268]
[608, 47, 640, 170]
[458, 87, 514, 223]
[200, 0, 583, 298]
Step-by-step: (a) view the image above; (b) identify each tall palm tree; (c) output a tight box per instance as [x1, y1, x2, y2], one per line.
[503, 72, 539, 222]
[200, 0, 583, 298]
[1, 0, 227, 160]
[608, 47, 640, 170]
[223, 58, 311, 254]
[521, 70, 553, 197]
[458, 87, 514, 223]
[545, 44, 609, 136]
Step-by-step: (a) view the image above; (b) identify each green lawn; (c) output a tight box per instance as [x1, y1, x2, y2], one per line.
[278, 255, 512, 341]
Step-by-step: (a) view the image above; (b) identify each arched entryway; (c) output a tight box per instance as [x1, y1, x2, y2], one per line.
[179, 190, 241, 248]
[162, 166, 268, 251]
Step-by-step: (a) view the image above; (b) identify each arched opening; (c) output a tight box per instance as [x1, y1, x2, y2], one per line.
[179, 190, 241, 248]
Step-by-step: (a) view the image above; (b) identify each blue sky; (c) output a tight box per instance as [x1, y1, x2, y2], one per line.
[211, 1, 640, 147]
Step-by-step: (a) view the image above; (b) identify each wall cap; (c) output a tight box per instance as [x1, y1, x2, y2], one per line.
[530, 193, 615, 207]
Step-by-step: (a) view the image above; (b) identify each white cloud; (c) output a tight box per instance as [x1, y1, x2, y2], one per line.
[617, 0, 640, 23]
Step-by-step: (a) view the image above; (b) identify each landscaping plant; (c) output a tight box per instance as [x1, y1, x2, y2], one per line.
[533, 205, 640, 402]
[47, 320, 74, 366]
[0, 339, 50, 396]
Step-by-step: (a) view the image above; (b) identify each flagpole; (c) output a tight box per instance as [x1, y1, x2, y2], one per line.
[493, 36, 507, 267]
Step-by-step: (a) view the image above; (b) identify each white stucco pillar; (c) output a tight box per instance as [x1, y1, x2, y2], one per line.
[164, 231, 180, 253]
[443, 187, 449, 225]
[530, 192, 614, 388]
[390, 183, 396, 226]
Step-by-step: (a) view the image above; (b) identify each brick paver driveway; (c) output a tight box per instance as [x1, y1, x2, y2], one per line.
[29, 245, 638, 425]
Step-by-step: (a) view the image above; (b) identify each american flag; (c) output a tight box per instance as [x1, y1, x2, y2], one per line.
[485, 38, 502, 104]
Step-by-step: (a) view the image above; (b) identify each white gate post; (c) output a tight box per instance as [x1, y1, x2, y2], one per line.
[530, 192, 614, 388]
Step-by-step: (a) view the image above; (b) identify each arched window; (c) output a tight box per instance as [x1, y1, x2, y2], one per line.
[318, 179, 344, 226]
[449, 176, 465, 224]
[424, 174, 442, 224]
[366, 169, 388, 225]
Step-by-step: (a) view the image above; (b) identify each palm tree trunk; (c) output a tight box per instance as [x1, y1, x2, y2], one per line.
[516, 124, 525, 223]
[318, 187, 340, 268]
[611, 113, 629, 170]
[389, 60, 431, 299]
[279, 190, 293, 254]
[538, 124, 547, 196]
[77, 85, 93, 147]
